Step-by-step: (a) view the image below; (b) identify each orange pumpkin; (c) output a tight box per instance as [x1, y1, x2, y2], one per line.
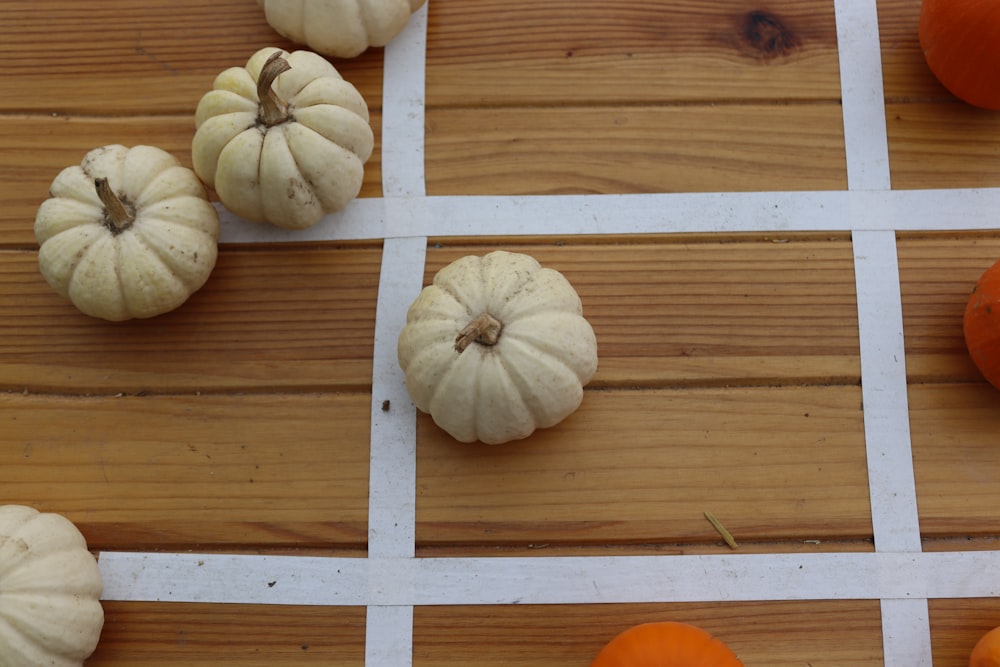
[591, 621, 744, 667]
[971, 625, 1000, 667]
[964, 259, 1000, 389]
[919, 0, 1000, 109]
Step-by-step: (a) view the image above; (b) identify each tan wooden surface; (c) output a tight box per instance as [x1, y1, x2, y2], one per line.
[2, 0, 1000, 664]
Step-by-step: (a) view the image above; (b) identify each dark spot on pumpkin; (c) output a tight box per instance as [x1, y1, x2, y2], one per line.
[741, 10, 800, 61]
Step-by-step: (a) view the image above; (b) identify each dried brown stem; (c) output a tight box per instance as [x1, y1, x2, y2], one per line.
[94, 177, 134, 235]
[455, 312, 503, 353]
[257, 51, 292, 127]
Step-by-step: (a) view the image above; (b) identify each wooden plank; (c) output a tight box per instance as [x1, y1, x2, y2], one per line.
[415, 386, 870, 548]
[413, 601, 883, 666]
[0, 246, 381, 393]
[878, 0, 951, 103]
[877, 0, 1000, 189]
[89, 601, 365, 665]
[911, 383, 1000, 541]
[886, 103, 1000, 190]
[929, 599, 1000, 667]
[897, 233, 1000, 382]
[0, 392, 370, 550]
[424, 237, 861, 387]
[0, 0, 384, 115]
[426, 0, 842, 105]
[426, 104, 847, 195]
[0, 114, 384, 246]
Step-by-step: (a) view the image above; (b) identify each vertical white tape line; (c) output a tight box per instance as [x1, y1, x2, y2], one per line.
[853, 233, 921, 553]
[368, 236, 425, 561]
[881, 599, 933, 667]
[834, 0, 892, 191]
[853, 229, 931, 665]
[381, 2, 428, 198]
[366, 605, 415, 666]
[368, 4, 429, 665]
[836, 0, 929, 661]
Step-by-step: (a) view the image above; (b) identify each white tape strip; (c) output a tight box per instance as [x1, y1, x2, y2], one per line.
[881, 599, 932, 667]
[366, 606, 414, 665]
[835, 0, 891, 191]
[381, 2, 428, 198]
[99, 550, 1000, 606]
[218, 188, 1000, 243]
[853, 230, 922, 554]
[365, 4, 430, 665]
[368, 236, 425, 560]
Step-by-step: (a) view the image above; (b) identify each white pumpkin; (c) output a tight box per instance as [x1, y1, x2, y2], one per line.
[397, 251, 598, 444]
[192, 47, 374, 230]
[257, 0, 427, 59]
[0, 505, 104, 666]
[34, 144, 220, 322]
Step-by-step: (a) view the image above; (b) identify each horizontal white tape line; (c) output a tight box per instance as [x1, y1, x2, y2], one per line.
[217, 188, 1000, 243]
[98, 550, 1000, 606]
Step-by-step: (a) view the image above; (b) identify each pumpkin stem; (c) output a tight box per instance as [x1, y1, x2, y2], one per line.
[94, 178, 135, 235]
[455, 312, 503, 353]
[257, 51, 292, 127]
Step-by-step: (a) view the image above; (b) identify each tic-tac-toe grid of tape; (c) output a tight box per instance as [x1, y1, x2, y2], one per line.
[95, 2, 1000, 665]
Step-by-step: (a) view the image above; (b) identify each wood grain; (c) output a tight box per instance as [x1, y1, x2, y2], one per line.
[88, 601, 365, 665]
[1, 0, 999, 661]
[416, 385, 869, 548]
[878, 0, 949, 103]
[426, 104, 848, 195]
[0, 246, 382, 393]
[413, 601, 883, 666]
[886, 103, 1000, 190]
[426, 0, 841, 105]
[910, 382, 1000, 541]
[877, 0, 1000, 189]
[0, 0, 384, 115]
[929, 599, 1000, 667]
[0, 392, 370, 550]
[897, 233, 1000, 382]
[425, 238, 861, 387]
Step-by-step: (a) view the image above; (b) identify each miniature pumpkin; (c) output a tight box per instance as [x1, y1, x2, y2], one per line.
[397, 250, 598, 445]
[964, 258, 1000, 389]
[34, 144, 220, 321]
[919, 0, 1000, 109]
[257, 0, 427, 59]
[591, 621, 744, 667]
[192, 47, 373, 230]
[0, 505, 104, 666]
[971, 625, 1000, 666]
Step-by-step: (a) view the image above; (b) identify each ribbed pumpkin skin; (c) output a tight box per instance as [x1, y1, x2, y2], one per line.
[590, 622, 745, 667]
[397, 251, 598, 445]
[0, 505, 104, 666]
[257, 0, 427, 58]
[34, 144, 220, 321]
[964, 259, 1000, 389]
[192, 47, 374, 230]
[919, 0, 1000, 109]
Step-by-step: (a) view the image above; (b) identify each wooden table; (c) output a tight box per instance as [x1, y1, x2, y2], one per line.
[3, 1, 1000, 665]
